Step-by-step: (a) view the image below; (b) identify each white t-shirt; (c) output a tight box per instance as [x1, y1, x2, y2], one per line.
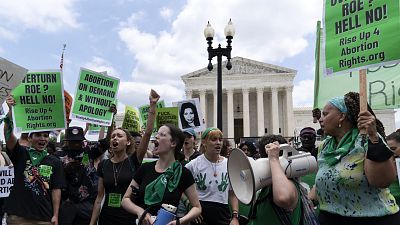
[185, 154, 230, 204]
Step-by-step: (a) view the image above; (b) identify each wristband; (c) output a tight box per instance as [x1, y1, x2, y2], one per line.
[231, 211, 239, 220]
[366, 138, 393, 162]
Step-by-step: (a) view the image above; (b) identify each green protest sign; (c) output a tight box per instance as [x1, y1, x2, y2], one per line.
[12, 71, 66, 132]
[156, 107, 179, 129]
[88, 124, 107, 135]
[324, 0, 400, 75]
[122, 106, 141, 132]
[139, 100, 165, 131]
[315, 21, 400, 109]
[71, 68, 119, 126]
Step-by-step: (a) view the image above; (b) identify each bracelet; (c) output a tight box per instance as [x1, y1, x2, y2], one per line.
[366, 138, 393, 162]
[231, 211, 239, 219]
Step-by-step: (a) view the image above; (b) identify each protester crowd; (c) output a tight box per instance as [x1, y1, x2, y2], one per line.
[0, 89, 399, 225]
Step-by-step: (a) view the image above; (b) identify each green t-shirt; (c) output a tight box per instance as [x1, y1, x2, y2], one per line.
[248, 184, 302, 225]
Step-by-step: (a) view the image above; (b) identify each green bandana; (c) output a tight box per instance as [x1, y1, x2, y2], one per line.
[323, 128, 359, 166]
[28, 148, 48, 166]
[144, 161, 182, 205]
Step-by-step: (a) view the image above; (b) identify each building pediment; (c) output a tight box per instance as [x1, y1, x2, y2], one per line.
[181, 56, 296, 79]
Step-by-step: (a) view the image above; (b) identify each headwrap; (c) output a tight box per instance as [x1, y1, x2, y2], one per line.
[144, 161, 182, 205]
[201, 127, 219, 140]
[328, 96, 348, 113]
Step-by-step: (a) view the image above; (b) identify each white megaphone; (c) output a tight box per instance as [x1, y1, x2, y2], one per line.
[227, 144, 317, 205]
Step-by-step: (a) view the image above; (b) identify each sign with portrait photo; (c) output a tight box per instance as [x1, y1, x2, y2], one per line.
[176, 98, 205, 133]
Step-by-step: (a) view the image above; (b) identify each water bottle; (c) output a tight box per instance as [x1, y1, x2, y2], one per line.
[154, 204, 177, 225]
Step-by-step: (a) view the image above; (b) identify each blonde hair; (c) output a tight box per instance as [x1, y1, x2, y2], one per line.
[200, 129, 223, 153]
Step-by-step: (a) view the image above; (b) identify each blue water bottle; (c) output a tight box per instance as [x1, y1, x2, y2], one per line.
[154, 204, 177, 225]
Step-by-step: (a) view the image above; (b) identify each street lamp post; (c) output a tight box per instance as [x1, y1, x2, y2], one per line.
[204, 19, 235, 131]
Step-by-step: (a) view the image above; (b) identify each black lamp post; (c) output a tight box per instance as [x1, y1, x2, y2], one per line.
[204, 19, 235, 131]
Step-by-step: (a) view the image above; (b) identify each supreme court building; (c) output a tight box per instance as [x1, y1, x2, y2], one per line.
[181, 57, 396, 139]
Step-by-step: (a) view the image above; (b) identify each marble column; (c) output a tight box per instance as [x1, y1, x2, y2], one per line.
[213, 89, 217, 127]
[242, 88, 250, 137]
[285, 86, 294, 137]
[227, 88, 234, 138]
[185, 89, 193, 99]
[199, 89, 207, 127]
[271, 87, 279, 134]
[256, 87, 265, 136]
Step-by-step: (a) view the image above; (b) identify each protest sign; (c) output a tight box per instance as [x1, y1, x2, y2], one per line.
[122, 106, 141, 132]
[12, 71, 66, 132]
[139, 100, 165, 132]
[156, 107, 179, 129]
[176, 98, 205, 133]
[315, 21, 400, 109]
[323, 0, 400, 75]
[87, 123, 107, 135]
[71, 68, 119, 126]
[0, 167, 14, 198]
[64, 90, 73, 123]
[0, 57, 28, 104]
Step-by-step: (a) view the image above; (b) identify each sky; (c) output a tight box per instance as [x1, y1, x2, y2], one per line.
[0, 0, 397, 133]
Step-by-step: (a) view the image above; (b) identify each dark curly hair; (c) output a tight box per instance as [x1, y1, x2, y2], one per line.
[344, 92, 385, 138]
[258, 134, 287, 158]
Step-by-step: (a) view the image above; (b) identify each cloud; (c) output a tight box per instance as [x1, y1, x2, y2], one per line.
[293, 79, 314, 107]
[118, 0, 322, 101]
[0, 26, 17, 40]
[160, 7, 173, 21]
[0, 0, 79, 32]
[83, 57, 121, 78]
[118, 82, 184, 107]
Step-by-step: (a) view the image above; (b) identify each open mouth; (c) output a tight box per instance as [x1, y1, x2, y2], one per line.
[184, 142, 189, 145]
[112, 142, 118, 148]
[38, 141, 46, 148]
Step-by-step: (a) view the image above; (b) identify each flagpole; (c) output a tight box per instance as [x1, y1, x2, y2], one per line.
[359, 69, 367, 140]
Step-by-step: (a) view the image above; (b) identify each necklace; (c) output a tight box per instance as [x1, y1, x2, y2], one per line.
[208, 156, 220, 177]
[112, 159, 126, 186]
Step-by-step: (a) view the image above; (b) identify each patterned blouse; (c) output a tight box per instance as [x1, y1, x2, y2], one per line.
[316, 132, 399, 217]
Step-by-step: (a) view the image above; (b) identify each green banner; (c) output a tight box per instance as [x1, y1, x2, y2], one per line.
[156, 107, 179, 130]
[324, 0, 400, 75]
[122, 106, 141, 132]
[88, 123, 107, 135]
[71, 68, 119, 126]
[12, 71, 66, 132]
[315, 20, 400, 109]
[139, 100, 165, 132]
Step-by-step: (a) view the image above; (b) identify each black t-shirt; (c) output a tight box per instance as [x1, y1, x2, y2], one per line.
[133, 161, 195, 216]
[63, 162, 98, 203]
[5, 143, 66, 221]
[97, 154, 140, 225]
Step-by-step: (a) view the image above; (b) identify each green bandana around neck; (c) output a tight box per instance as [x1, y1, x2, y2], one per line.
[323, 128, 359, 166]
[144, 161, 182, 205]
[28, 148, 48, 166]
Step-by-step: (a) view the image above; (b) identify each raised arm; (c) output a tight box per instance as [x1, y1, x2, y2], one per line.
[136, 89, 160, 163]
[267, 142, 298, 210]
[105, 104, 117, 142]
[4, 96, 17, 152]
[359, 111, 396, 187]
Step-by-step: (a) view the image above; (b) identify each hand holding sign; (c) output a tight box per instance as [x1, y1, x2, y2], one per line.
[6, 95, 16, 108]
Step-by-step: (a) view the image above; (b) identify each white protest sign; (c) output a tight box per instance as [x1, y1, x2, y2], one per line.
[176, 98, 205, 133]
[0, 57, 28, 104]
[0, 166, 14, 197]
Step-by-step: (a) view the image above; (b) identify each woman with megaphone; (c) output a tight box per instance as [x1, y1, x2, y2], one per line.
[315, 92, 400, 225]
[246, 135, 305, 225]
